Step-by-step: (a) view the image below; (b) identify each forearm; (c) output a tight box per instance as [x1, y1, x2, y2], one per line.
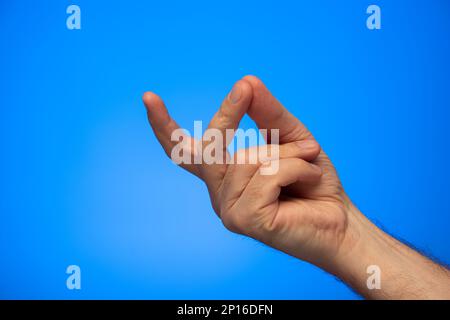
[326, 203, 450, 299]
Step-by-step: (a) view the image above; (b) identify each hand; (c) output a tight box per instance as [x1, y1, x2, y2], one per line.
[143, 76, 450, 299]
[143, 76, 352, 270]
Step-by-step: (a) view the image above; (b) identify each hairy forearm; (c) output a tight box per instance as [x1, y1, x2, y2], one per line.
[325, 203, 450, 299]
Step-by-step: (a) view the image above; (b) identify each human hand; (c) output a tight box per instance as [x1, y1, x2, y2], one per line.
[143, 76, 450, 299]
[142, 76, 353, 270]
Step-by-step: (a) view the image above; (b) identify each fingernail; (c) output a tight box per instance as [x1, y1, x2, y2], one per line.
[229, 83, 242, 104]
[296, 140, 318, 151]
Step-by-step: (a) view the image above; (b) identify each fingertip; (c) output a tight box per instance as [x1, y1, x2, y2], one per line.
[242, 75, 264, 90]
[235, 78, 253, 103]
[223, 79, 253, 116]
[298, 139, 321, 159]
[142, 91, 163, 110]
[241, 75, 281, 122]
[142, 91, 172, 128]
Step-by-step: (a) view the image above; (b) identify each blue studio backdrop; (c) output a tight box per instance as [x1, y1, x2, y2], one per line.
[1, 0, 450, 299]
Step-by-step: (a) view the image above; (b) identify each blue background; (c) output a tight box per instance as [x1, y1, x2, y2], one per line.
[1, 0, 449, 299]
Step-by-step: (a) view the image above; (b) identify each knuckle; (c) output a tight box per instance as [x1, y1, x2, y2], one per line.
[221, 209, 247, 234]
[221, 212, 239, 233]
[216, 108, 233, 127]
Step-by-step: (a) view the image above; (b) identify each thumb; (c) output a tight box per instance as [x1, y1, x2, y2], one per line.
[243, 75, 313, 143]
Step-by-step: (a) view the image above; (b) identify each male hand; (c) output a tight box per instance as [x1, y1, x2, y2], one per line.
[143, 76, 352, 270]
[143, 76, 450, 299]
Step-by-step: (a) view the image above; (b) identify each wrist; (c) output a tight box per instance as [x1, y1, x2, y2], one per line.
[325, 199, 450, 299]
[324, 202, 389, 297]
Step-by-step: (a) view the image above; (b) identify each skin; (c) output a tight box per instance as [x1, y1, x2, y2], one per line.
[143, 75, 450, 299]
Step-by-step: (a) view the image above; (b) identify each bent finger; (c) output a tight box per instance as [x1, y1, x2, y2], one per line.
[246, 158, 322, 208]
